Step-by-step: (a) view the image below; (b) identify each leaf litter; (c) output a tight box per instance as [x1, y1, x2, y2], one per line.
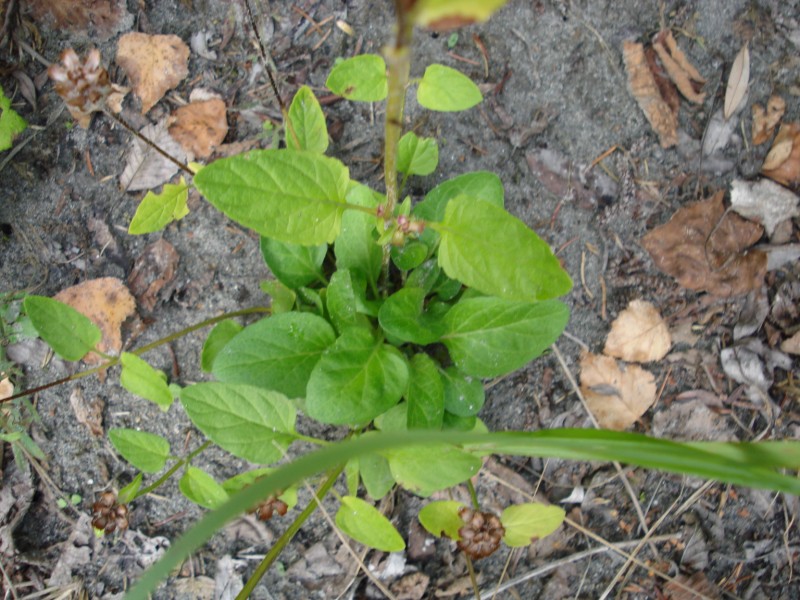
[604, 299, 671, 363]
[120, 118, 187, 191]
[761, 122, 800, 189]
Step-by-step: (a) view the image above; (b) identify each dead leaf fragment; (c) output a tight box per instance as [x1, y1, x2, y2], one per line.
[69, 387, 104, 437]
[168, 98, 228, 159]
[27, 0, 132, 41]
[751, 95, 786, 145]
[730, 178, 799, 237]
[604, 299, 671, 362]
[116, 32, 189, 114]
[0, 378, 13, 400]
[723, 44, 750, 120]
[120, 119, 187, 191]
[642, 191, 767, 297]
[623, 40, 678, 148]
[128, 239, 180, 313]
[761, 122, 800, 188]
[781, 331, 800, 355]
[652, 30, 706, 104]
[54, 277, 136, 365]
[579, 352, 656, 430]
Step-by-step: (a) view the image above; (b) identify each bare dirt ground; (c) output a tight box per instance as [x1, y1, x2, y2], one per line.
[1, 0, 799, 598]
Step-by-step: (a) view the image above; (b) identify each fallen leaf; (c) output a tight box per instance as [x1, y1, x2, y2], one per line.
[652, 30, 706, 104]
[702, 108, 738, 157]
[390, 572, 430, 600]
[782, 331, 800, 355]
[120, 119, 187, 191]
[69, 387, 104, 437]
[168, 98, 228, 159]
[642, 191, 767, 297]
[645, 45, 680, 116]
[127, 239, 180, 313]
[27, 0, 132, 41]
[730, 178, 799, 237]
[761, 122, 800, 188]
[723, 44, 749, 120]
[579, 352, 656, 430]
[604, 299, 671, 362]
[720, 338, 792, 401]
[0, 377, 12, 400]
[54, 277, 136, 365]
[751, 95, 786, 145]
[116, 32, 189, 114]
[664, 572, 721, 600]
[526, 148, 618, 208]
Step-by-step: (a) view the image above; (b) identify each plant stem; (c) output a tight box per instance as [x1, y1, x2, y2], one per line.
[466, 479, 480, 510]
[135, 441, 212, 499]
[465, 554, 481, 600]
[236, 466, 343, 599]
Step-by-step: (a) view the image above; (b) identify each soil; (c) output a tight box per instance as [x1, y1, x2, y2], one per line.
[1, 0, 799, 599]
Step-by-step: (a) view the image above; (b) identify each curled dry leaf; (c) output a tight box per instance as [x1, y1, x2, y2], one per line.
[54, 277, 136, 365]
[579, 352, 656, 431]
[652, 30, 706, 104]
[751, 95, 786, 145]
[723, 44, 750, 121]
[761, 122, 800, 188]
[623, 41, 678, 148]
[642, 191, 767, 297]
[116, 32, 189, 114]
[604, 299, 671, 362]
[730, 178, 799, 237]
[168, 98, 228, 159]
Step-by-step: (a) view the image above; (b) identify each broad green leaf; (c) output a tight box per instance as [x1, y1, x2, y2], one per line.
[108, 429, 171, 473]
[336, 496, 405, 552]
[260, 237, 327, 289]
[406, 259, 441, 293]
[334, 184, 383, 287]
[297, 286, 324, 315]
[306, 328, 409, 425]
[326, 54, 388, 102]
[360, 451, 395, 500]
[406, 353, 444, 430]
[374, 402, 409, 432]
[128, 178, 189, 234]
[326, 269, 369, 333]
[417, 64, 482, 112]
[0, 84, 27, 151]
[24, 296, 101, 361]
[411, 0, 510, 29]
[179, 467, 228, 509]
[212, 313, 336, 398]
[118, 473, 143, 504]
[442, 297, 568, 378]
[180, 383, 297, 465]
[201, 319, 243, 372]
[436, 195, 572, 301]
[385, 444, 481, 497]
[397, 132, 439, 176]
[378, 287, 448, 345]
[501, 503, 565, 547]
[443, 412, 476, 431]
[286, 85, 328, 153]
[194, 149, 349, 245]
[418, 500, 465, 540]
[414, 171, 504, 223]
[260, 280, 297, 314]
[441, 366, 484, 417]
[391, 240, 428, 271]
[120, 352, 174, 410]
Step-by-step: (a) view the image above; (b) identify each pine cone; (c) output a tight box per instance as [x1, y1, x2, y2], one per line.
[456, 507, 505, 560]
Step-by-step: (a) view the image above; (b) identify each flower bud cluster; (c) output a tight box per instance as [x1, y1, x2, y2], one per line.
[91, 491, 130, 535]
[456, 507, 505, 559]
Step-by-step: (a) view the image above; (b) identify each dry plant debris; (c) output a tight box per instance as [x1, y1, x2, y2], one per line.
[730, 178, 799, 237]
[751, 95, 785, 145]
[579, 352, 657, 431]
[116, 32, 190, 114]
[27, 0, 131, 41]
[69, 387, 104, 437]
[54, 277, 136, 364]
[723, 43, 749, 120]
[642, 191, 767, 297]
[761, 122, 800, 189]
[168, 98, 228, 159]
[604, 299, 671, 362]
[120, 119, 187, 191]
[0, 377, 12, 400]
[127, 239, 180, 313]
[652, 30, 706, 105]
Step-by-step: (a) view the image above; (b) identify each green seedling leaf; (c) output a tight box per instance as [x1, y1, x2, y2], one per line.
[406, 353, 444, 429]
[437, 195, 572, 301]
[223, 468, 298, 510]
[391, 240, 429, 271]
[306, 328, 409, 425]
[286, 85, 328, 153]
[128, 178, 189, 234]
[24, 296, 102, 361]
[260, 280, 297, 314]
[441, 366, 484, 417]
[359, 450, 395, 500]
[411, 0, 510, 29]
[443, 412, 476, 431]
[419, 500, 465, 540]
[417, 64, 482, 112]
[334, 184, 383, 287]
[385, 444, 481, 496]
[326, 54, 388, 102]
[406, 259, 441, 293]
[260, 237, 327, 289]
[397, 131, 439, 176]
[120, 352, 174, 411]
[442, 297, 569, 378]
[109, 428, 171, 473]
[447, 33, 459, 48]
[500, 503, 565, 547]
[297, 286, 324, 315]
[180, 467, 229, 509]
[336, 496, 405, 552]
[345, 459, 360, 496]
[0, 85, 27, 151]
[374, 402, 409, 432]
[194, 149, 349, 245]
[201, 319, 243, 372]
[378, 287, 448, 345]
[118, 473, 143, 504]
[213, 312, 336, 398]
[180, 383, 297, 465]
[327, 269, 370, 333]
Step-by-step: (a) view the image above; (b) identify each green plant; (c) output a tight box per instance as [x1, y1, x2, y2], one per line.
[0, 84, 27, 152]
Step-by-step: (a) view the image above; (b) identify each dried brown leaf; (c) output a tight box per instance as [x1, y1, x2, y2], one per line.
[27, 0, 131, 41]
[69, 387, 104, 437]
[661, 31, 706, 83]
[724, 44, 750, 120]
[761, 122, 800, 188]
[128, 239, 180, 313]
[116, 32, 189, 114]
[664, 572, 721, 600]
[641, 191, 767, 297]
[751, 95, 786, 145]
[730, 178, 799, 237]
[782, 331, 800, 355]
[0, 377, 13, 400]
[653, 31, 705, 104]
[623, 41, 678, 148]
[120, 119, 187, 191]
[604, 299, 671, 362]
[644, 46, 680, 117]
[579, 352, 656, 431]
[168, 98, 228, 159]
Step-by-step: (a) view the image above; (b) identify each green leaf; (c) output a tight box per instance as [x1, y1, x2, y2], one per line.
[212, 313, 336, 398]
[286, 85, 328, 153]
[345, 459, 360, 496]
[108, 429, 171, 473]
[441, 297, 568, 378]
[397, 132, 439, 176]
[411, 0, 510, 29]
[385, 444, 481, 497]
[359, 451, 395, 500]
[417, 64, 482, 112]
[201, 319, 243, 372]
[222, 469, 298, 510]
[501, 503, 565, 547]
[441, 366, 484, 417]
[180, 467, 229, 509]
[260, 237, 327, 289]
[436, 195, 572, 301]
[194, 149, 349, 245]
[118, 473, 143, 504]
[391, 240, 428, 271]
[128, 178, 189, 234]
[0, 85, 27, 152]
[260, 280, 297, 314]
[443, 412, 476, 431]
[374, 402, 409, 432]
[419, 500, 465, 540]
[23, 295, 101, 361]
[336, 496, 405, 552]
[120, 352, 174, 410]
[306, 328, 409, 425]
[406, 353, 444, 430]
[406, 259, 441, 294]
[180, 383, 297, 465]
[326, 269, 370, 334]
[378, 287, 448, 345]
[326, 54, 388, 102]
[334, 184, 383, 287]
